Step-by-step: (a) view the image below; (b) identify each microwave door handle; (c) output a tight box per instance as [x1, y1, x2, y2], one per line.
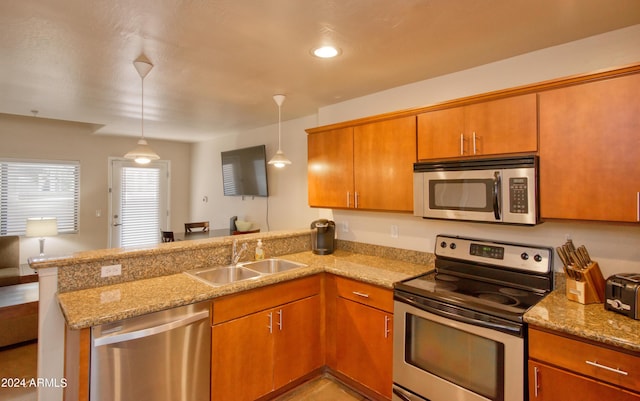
[493, 171, 501, 220]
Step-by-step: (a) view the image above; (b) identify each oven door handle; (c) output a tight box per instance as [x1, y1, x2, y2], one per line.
[395, 293, 522, 335]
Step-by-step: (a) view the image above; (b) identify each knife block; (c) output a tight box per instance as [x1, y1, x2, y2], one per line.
[565, 261, 606, 304]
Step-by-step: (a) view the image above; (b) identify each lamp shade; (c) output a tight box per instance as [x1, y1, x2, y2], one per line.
[124, 138, 160, 164]
[26, 217, 58, 237]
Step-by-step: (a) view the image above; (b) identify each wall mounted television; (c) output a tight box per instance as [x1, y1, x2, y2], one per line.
[221, 145, 269, 197]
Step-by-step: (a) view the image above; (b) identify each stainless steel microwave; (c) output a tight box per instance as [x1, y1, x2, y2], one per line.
[413, 155, 540, 225]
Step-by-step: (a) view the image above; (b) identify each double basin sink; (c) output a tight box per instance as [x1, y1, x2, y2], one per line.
[185, 258, 307, 286]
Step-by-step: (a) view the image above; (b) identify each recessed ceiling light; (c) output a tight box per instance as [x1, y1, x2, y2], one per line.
[312, 46, 341, 58]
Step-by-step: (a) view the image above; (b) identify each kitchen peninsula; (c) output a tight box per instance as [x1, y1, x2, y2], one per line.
[31, 229, 433, 401]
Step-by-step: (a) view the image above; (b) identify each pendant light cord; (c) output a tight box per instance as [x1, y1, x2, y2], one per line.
[140, 75, 145, 140]
[277, 102, 282, 151]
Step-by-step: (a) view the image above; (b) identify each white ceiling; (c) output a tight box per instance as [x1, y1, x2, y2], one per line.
[1, 0, 640, 143]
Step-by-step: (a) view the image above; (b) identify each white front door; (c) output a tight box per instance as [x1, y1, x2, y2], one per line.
[109, 159, 170, 248]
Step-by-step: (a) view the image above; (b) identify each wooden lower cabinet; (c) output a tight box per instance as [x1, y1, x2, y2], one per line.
[273, 296, 323, 389]
[528, 327, 640, 401]
[327, 275, 394, 400]
[210, 276, 322, 401]
[335, 297, 393, 399]
[211, 305, 275, 401]
[528, 360, 640, 401]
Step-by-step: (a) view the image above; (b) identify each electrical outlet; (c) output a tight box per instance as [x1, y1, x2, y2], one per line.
[342, 221, 349, 232]
[391, 225, 399, 238]
[101, 264, 122, 278]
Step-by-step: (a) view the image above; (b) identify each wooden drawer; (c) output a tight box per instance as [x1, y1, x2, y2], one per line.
[211, 275, 321, 324]
[529, 327, 640, 393]
[335, 276, 393, 313]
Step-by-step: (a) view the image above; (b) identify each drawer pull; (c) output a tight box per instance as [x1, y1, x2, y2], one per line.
[585, 360, 629, 376]
[352, 291, 370, 298]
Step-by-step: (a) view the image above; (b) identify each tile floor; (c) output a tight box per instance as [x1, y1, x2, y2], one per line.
[274, 375, 368, 401]
[0, 342, 368, 401]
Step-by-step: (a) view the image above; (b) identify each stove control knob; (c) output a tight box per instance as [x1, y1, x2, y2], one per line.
[521, 252, 529, 260]
[440, 241, 447, 248]
[534, 254, 543, 262]
[449, 243, 456, 250]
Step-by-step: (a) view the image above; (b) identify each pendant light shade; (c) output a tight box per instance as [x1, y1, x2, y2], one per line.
[268, 94, 291, 168]
[124, 56, 160, 164]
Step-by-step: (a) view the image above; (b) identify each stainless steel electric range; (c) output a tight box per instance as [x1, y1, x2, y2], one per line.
[393, 234, 554, 401]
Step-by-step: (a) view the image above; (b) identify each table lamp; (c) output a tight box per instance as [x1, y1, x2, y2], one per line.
[26, 217, 58, 257]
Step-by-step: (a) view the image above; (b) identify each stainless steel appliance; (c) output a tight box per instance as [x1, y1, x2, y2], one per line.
[393, 235, 554, 401]
[605, 273, 640, 319]
[310, 219, 336, 255]
[413, 155, 540, 225]
[90, 301, 211, 401]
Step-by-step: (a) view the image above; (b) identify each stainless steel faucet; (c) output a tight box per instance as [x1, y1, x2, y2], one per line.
[232, 239, 248, 264]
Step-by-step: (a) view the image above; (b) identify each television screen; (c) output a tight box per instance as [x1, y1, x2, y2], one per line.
[221, 145, 269, 197]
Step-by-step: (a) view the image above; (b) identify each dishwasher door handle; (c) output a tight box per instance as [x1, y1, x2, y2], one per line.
[94, 310, 209, 347]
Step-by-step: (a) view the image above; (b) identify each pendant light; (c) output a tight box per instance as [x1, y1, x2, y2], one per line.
[124, 55, 160, 164]
[267, 94, 291, 168]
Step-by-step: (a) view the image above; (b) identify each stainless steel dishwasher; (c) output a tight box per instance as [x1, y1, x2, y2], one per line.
[90, 301, 211, 401]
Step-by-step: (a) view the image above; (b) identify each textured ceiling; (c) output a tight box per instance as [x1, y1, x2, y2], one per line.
[1, 0, 639, 142]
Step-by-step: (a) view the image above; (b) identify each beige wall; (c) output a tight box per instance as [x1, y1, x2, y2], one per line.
[191, 25, 640, 277]
[0, 114, 191, 262]
[189, 114, 318, 232]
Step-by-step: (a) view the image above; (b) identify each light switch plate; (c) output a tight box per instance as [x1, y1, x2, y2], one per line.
[101, 264, 122, 277]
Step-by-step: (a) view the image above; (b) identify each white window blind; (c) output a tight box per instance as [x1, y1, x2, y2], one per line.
[0, 159, 80, 235]
[120, 166, 160, 247]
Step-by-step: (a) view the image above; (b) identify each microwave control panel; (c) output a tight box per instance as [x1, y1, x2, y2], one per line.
[509, 177, 529, 214]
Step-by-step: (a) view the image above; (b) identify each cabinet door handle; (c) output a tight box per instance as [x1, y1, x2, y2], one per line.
[472, 131, 477, 155]
[347, 191, 351, 208]
[460, 133, 464, 155]
[352, 291, 369, 298]
[355, 192, 359, 208]
[267, 312, 273, 333]
[585, 360, 629, 376]
[533, 366, 540, 398]
[276, 309, 283, 331]
[636, 192, 639, 222]
[384, 315, 391, 339]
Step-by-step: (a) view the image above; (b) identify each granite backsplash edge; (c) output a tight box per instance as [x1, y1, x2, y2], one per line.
[35, 231, 433, 293]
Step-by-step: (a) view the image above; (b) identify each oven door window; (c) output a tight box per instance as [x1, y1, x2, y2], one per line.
[429, 179, 494, 212]
[406, 314, 504, 401]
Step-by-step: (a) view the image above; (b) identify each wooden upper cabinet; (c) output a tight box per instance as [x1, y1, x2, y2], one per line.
[307, 116, 417, 212]
[307, 127, 354, 208]
[539, 73, 640, 222]
[417, 93, 538, 160]
[353, 116, 416, 212]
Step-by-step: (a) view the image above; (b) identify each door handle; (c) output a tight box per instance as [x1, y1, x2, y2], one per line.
[384, 315, 391, 339]
[276, 309, 283, 331]
[472, 131, 477, 155]
[585, 360, 628, 376]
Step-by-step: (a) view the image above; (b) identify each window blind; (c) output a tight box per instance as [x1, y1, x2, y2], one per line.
[120, 166, 160, 247]
[0, 160, 80, 235]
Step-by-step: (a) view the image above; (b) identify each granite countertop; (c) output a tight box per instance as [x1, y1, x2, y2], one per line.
[524, 277, 640, 353]
[58, 250, 433, 330]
